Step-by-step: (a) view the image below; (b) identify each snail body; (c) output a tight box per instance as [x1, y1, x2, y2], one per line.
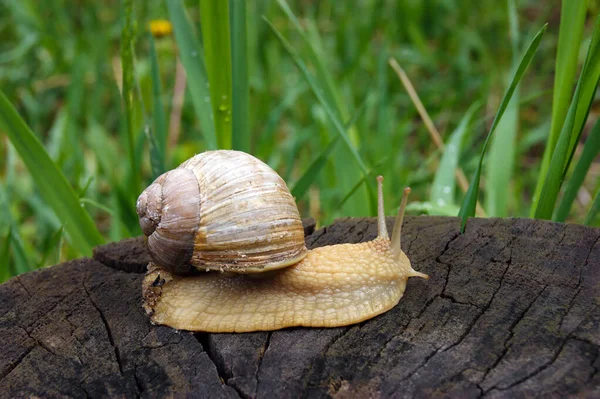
[138, 150, 428, 333]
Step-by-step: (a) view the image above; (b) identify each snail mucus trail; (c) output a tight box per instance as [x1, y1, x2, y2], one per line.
[138, 150, 428, 333]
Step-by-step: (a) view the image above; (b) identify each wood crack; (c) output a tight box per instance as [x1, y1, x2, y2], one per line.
[400, 234, 516, 388]
[406, 229, 461, 321]
[385, 227, 506, 383]
[579, 234, 600, 288]
[15, 275, 32, 297]
[481, 283, 593, 394]
[479, 285, 548, 390]
[558, 285, 584, 333]
[396, 305, 488, 385]
[308, 226, 327, 246]
[0, 344, 35, 382]
[82, 279, 124, 376]
[301, 327, 351, 395]
[491, 336, 574, 393]
[64, 315, 87, 356]
[254, 331, 272, 398]
[194, 333, 244, 398]
[570, 337, 600, 383]
[133, 364, 144, 398]
[525, 226, 568, 288]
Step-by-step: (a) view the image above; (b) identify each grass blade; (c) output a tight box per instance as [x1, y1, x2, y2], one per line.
[485, 0, 520, 217]
[337, 157, 389, 209]
[485, 89, 519, 217]
[0, 242, 9, 283]
[200, 0, 232, 149]
[148, 33, 167, 175]
[531, 1, 589, 215]
[145, 123, 164, 181]
[120, 0, 141, 193]
[10, 228, 29, 275]
[459, 24, 547, 232]
[81, 198, 117, 215]
[166, 0, 217, 149]
[291, 137, 340, 200]
[406, 201, 460, 217]
[0, 91, 104, 255]
[275, 0, 370, 215]
[564, 34, 600, 173]
[277, 0, 345, 120]
[264, 18, 371, 183]
[431, 102, 479, 210]
[258, 85, 306, 156]
[38, 225, 65, 268]
[230, 0, 250, 152]
[0, 230, 10, 282]
[554, 118, 600, 222]
[290, 94, 368, 201]
[388, 58, 484, 216]
[534, 17, 600, 219]
[64, 55, 87, 183]
[584, 188, 600, 226]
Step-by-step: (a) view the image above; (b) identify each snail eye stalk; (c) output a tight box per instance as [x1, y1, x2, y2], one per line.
[376, 176, 389, 239]
[391, 187, 411, 258]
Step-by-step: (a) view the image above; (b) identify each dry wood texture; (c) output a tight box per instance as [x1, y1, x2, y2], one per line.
[0, 216, 599, 398]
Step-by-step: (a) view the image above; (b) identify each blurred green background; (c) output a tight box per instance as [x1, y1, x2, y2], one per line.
[1, 0, 599, 280]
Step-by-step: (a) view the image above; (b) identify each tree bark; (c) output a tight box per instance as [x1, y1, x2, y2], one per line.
[0, 216, 598, 398]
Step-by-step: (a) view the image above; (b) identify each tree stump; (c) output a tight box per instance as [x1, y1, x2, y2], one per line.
[0, 216, 599, 398]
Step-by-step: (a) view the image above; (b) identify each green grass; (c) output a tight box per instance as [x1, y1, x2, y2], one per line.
[273, 0, 373, 216]
[533, 16, 600, 219]
[531, 1, 589, 215]
[230, 0, 250, 152]
[555, 118, 600, 222]
[120, 0, 141, 196]
[0, 90, 104, 255]
[0, 0, 599, 281]
[458, 23, 547, 232]
[431, 102, 480, 214]
[484, 0, 520, 218]
[199, 0, 233, 149]
[264, 16, 376, 207]
[148, 33, 168, 177]
[166, 0, 216, 149]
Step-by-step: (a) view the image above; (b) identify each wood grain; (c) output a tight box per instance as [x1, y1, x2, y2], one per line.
[1, 216, 598, 398]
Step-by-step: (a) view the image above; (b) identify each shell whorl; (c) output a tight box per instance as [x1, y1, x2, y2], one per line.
[137, 150, 307, 275]
[137, 179, 163, 236]
[137, 168, 201, 274]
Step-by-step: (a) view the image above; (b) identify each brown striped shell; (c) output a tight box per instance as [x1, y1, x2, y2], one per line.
[136, 150, 308, 275]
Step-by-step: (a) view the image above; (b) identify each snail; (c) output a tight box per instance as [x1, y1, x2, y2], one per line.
[138, 150, 428, 333]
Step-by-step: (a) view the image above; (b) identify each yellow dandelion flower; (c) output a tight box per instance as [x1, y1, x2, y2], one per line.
[149, 20, 173, 38]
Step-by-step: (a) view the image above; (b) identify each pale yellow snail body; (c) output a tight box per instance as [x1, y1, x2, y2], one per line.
[137, 150, 428, 333]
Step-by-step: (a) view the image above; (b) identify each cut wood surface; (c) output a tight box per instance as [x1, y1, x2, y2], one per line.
[0, 216, 599, 398]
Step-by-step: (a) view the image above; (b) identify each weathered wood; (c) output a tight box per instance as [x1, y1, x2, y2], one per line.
[0, 216, 598, 398]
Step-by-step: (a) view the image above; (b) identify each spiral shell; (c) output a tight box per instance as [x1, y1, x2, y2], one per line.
[136, 150, 308, 274]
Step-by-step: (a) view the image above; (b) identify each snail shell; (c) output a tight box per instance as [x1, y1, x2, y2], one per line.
[136, 150, 308, 275]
